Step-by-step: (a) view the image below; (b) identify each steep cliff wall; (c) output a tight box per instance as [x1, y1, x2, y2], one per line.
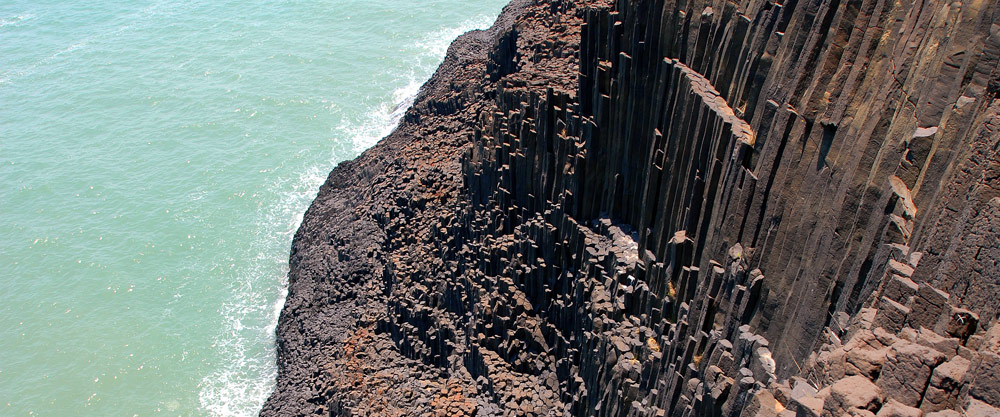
[262, 0, 1000, 416]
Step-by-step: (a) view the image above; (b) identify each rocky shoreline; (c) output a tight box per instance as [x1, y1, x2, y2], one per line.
[261, 0, 1000, 415]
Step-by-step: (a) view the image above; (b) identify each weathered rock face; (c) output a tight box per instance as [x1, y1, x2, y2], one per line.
[261, 0, 1000, 415]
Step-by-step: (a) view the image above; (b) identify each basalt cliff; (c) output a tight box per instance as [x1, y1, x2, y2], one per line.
[260, 0, 1000, 415]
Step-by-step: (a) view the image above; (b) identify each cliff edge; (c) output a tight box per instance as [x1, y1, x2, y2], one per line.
[262, 0, 1000, 415]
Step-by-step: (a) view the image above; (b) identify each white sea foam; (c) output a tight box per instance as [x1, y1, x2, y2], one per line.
[197, 13, 501, 417]
[2, 40, 87, 87]
[0, 14, 35, 28]
[348, 14, 500, 153]
[54, 41, 88, 57]
[197, 167, 321, 417]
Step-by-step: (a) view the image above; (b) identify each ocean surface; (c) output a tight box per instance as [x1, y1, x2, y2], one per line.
[0, 1, 508, 415]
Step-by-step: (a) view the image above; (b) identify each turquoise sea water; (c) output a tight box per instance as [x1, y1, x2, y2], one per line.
[0, 1, 508, 415]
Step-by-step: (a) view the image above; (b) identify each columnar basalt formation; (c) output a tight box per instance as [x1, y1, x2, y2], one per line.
[261, 0, 1000, 416]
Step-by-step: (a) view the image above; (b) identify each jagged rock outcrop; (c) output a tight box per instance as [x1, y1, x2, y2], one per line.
[261, 0, 1000, 415]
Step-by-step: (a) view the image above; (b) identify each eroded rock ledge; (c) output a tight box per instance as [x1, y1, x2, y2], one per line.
[261, 0, 1000, 415]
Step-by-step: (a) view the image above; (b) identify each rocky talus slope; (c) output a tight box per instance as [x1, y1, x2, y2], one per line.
[260, 0, 1000, 415]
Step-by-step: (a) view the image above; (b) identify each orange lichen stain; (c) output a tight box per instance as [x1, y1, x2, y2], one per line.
[321, 325, 412, 416]
[430, 384, 476, 417]
[647, 337, 661, 352]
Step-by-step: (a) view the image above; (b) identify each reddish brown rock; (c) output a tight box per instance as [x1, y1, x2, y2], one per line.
[823, 375, 883, 417]
[877, 342, 946, 407]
